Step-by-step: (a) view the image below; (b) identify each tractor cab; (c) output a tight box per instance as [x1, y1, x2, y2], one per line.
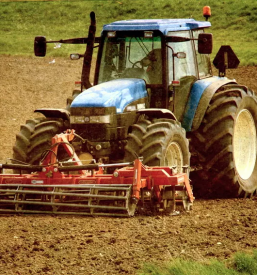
[94, 19, 213, 116]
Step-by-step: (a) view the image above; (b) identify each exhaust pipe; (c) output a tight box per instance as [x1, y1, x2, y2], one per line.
[81, 11, 96, 90]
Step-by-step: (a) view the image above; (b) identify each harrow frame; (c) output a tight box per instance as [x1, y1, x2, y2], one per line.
[0, 130, 194, 216]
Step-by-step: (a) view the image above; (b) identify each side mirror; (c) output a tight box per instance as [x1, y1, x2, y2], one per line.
[70, 53, 82, 60]
[198, 33, 212, 54]
[34, 36, 47, 57]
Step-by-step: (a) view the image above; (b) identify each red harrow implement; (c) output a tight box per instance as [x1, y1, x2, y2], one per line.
[0, 130, 194, 217]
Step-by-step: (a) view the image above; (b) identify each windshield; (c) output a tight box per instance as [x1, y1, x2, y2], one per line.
[98, 34, 162, 84]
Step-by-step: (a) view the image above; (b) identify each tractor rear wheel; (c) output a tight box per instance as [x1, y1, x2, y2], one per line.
[190, 85, 257, 198]
[140, 119, 190, 174]
[13, 117, 67, 169]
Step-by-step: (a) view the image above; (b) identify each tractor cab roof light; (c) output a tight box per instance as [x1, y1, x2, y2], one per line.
[203, 6, 211, 21]
[107, 31, 116, 38]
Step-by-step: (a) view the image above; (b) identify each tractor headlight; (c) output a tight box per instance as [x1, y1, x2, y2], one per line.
[70, 115, 112, 124]
[71, 116, 84, 123]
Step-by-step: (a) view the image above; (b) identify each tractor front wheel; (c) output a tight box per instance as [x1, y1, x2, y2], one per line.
[13, 117, 67, 169]
[124, 117, 151, 162]
[140, 119, 190, 174]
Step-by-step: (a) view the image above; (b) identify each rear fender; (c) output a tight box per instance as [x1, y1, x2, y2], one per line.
[35, 108, 70, 121]
[181, 77, 236, 132]
[137, 108, 176, 120]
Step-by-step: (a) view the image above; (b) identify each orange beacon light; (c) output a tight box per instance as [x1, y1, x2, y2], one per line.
[203, 6, 211, 21]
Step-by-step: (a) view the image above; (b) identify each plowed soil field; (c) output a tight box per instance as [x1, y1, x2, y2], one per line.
[0, 56, 257, 275]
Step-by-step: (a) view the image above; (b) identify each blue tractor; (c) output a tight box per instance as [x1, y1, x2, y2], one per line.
[13, 10, 257, 198]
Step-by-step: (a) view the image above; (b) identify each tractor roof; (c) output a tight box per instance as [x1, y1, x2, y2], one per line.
[103, 18, 211, 35]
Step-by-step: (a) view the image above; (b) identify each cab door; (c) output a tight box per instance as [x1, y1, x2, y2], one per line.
[167, 31, 198, 122]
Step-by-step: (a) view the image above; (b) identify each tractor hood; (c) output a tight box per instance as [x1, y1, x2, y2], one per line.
[70, 78, 147, 113]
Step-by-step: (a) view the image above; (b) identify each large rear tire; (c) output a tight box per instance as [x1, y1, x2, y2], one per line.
[190, 85, 257, 198]
[13, 118, 67, 168]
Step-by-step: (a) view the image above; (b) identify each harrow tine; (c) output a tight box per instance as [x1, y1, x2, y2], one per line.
[0, 208, 129, 217]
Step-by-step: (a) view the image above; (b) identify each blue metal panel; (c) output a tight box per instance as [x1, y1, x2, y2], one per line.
[182, 76, 221, 131]
[103, 19, 211, 34]
[71, 79, 147, 113]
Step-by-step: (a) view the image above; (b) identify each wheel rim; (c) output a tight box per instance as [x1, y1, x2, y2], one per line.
[233, 109, 256, 180]
[164, 142, 183, 173]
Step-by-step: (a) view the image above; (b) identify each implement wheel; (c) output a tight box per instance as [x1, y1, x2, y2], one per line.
[191, 85, 257, 197]
[13, 117, 67, 170]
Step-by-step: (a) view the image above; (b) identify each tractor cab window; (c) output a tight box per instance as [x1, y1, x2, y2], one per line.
[98, 33, 162, 84]
[167, 31, 197, 83]
[193, 30, 212, 78]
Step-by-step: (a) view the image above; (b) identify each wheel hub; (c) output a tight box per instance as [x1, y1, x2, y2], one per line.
[164, 142, 183, 173]
[233, 109, 256, 180]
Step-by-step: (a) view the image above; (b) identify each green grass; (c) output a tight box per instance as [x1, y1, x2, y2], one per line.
[138, 250, 257, 275]
[0, 0, 257, 64]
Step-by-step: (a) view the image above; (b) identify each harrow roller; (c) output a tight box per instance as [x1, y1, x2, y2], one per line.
[0, 184, 134, 216]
